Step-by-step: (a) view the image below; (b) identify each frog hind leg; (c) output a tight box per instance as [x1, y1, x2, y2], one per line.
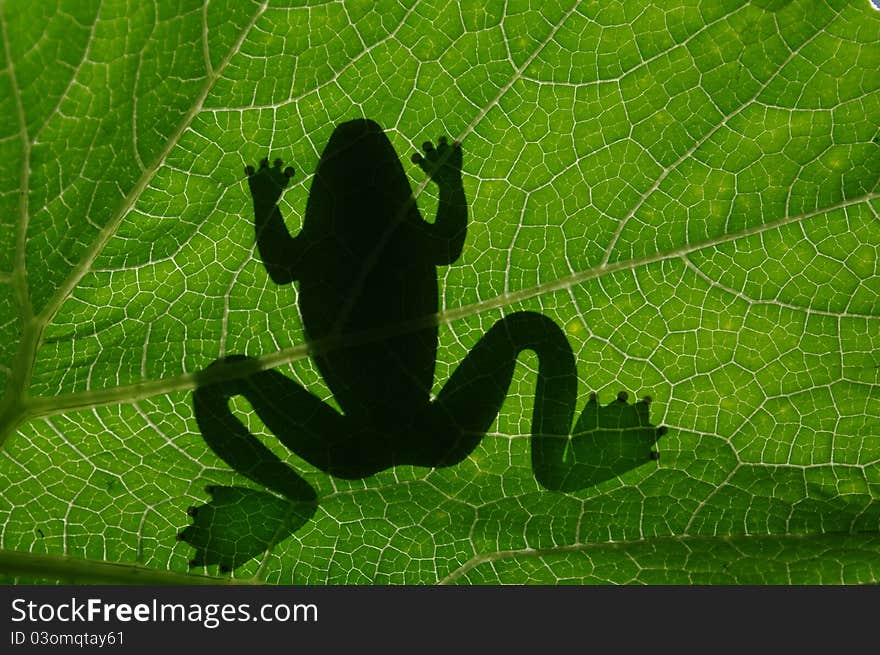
[183, 354, 405, 569]
[194, 356, 395, 484]
[181, 362, 322, 570]
[413, 312, 665, 491]
[411, 311, 577, 470]
[192, 372, 313, 501]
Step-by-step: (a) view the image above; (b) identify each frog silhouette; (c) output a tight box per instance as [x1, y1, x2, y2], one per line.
[179, 119, 665, 571]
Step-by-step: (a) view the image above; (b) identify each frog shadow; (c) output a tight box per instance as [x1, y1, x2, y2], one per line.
[179, 119, 665, 572]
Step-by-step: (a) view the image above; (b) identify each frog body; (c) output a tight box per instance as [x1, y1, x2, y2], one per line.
[297, 119, 444, 429]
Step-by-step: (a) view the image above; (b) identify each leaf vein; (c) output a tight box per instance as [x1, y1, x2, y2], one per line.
[18, 192, 878, 421]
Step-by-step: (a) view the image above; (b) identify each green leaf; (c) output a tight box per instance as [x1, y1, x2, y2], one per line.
[1, 0, 879, 584]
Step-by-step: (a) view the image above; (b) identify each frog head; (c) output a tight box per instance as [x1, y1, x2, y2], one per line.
[304, 118, 418, 241]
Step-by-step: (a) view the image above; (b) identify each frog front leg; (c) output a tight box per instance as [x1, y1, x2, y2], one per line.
[411, 137, 467, 264]
[247, 157, 303, 284]
[409, 312, 665, 491]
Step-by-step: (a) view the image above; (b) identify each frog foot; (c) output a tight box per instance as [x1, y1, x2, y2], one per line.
[245, 157, 295, 204]
[550, 391, 666, 490]
[411, 135, 462, 186]
[579, 391, 666, 454]
[177, 485, 317, 573]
